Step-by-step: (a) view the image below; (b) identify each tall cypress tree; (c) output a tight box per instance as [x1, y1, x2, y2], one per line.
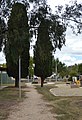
[33, 4, 66, 87]
[34, 19, 53, 87]
[5, 3, 30, 87]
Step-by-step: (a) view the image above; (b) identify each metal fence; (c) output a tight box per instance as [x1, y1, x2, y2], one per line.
[0, 72, 15, 85]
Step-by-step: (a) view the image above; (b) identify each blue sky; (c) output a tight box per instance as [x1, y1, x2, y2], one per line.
[0, 0, 82, 66]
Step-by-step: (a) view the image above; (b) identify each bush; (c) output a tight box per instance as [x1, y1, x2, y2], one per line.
[32, 81, 38, 84]
[68, 77, 72, 81]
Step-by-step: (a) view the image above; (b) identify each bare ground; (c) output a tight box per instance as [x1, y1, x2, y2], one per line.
[50, 84, 82, 96]
[7, 84, 57, 120]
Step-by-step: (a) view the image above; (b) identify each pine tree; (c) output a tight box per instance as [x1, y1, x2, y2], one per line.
[5, 3, 30, 87]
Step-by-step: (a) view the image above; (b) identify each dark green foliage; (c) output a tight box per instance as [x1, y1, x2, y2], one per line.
[52, 58, 68, 77]
[0, 0, 30, 19]
[0, 18, 3, 51]
[29, 57, 34, 78]
[32, 81, 38, 84]
[49, 15, 66, 51]
[56, 1, 82, 34]
[67, 63, 82, 77]
[78, 63, 82, 75]
[30, 4, 66, 51]
[0, 17, 6, 51]
[34, 19, 53, 87]
[68, 64, 78, 77]
[5, 3, 30, 87]
[2, 0, 66, 88]
[32, 2, 66, 87]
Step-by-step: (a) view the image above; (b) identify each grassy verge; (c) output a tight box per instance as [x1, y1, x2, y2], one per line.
[36, 84, 82, 120]
[0, 85, 26, 120]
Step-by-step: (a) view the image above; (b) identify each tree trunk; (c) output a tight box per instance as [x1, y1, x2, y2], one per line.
[41, 79, 44, 87]
[80, 80, 82, 87]
[15, 77, 19, 87]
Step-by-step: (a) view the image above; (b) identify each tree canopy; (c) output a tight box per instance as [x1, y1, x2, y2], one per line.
[52, 58, 68, 78]
[5, 3, 30, 87]
[1, 0, 82, 87]
[78, 63, 82, 75]
[30, 2, 66, 51]
[32, 1, 66, 87]
[0, 18, 4, 51]
[56, 0, 82, 34]
[34, 19, 53, 87]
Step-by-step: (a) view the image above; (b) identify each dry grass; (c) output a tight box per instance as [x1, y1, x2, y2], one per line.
[0, 86, 26, 120]
[36, 84, 82, 120]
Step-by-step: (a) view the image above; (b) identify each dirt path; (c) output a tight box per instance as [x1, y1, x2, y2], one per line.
[7, 84, 56, 120]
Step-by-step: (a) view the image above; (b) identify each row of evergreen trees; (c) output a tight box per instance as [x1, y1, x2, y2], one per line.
[0, 1, 66, 87]
[0, 0, 82, 87]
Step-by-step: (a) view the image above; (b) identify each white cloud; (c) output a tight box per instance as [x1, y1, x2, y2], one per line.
[47, 0, 82, 7]
[54, 31, 82, 66]
[60, 55, 76, 65]
[0, 52, 6, 64]
[48, 0, 69, 7]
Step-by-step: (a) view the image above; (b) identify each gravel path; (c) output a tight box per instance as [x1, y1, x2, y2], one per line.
[50, 84, 82, 96]
[7, 84, 56, 120]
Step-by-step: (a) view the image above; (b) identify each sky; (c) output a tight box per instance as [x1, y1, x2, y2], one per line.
[0, 0, 82, 66]
[47, 0, 82, 66]
[0, 51, 5, 64]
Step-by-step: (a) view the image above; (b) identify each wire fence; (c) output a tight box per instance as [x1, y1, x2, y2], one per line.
[0, 72, 15, 85]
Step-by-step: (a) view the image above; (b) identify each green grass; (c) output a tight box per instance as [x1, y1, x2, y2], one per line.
[36, 84, 82, 120]
[0, 86, 26, 120]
